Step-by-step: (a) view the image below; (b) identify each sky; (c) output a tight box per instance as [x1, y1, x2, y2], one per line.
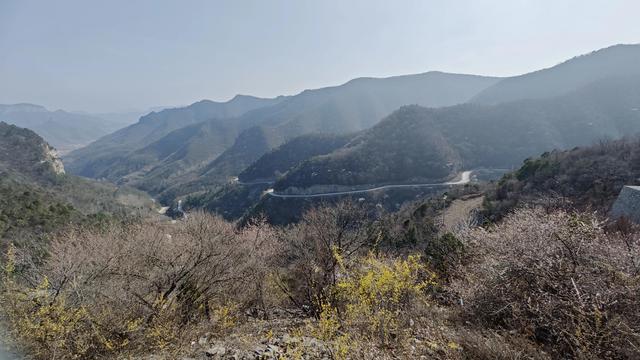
[1, 0, 639, 113]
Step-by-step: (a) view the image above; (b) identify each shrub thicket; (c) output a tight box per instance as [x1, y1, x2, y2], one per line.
[455, 208, 640, 359]
[2, 201, 640, 359]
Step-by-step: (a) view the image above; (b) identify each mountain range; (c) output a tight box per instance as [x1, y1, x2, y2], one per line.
[58, 43, 640, 220]
[274, 75, 640, 192]
[0, 103, 141, 154]
[63, 95, 288, 182]
[63, 73, 499, 193]
[471, 44, 640, 104]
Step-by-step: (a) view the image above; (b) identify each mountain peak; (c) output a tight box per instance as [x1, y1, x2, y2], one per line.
[230, 94, 258, 101]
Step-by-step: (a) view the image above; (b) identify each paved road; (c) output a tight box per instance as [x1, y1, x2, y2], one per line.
[231, 177, 275, 186]
[265, 171, 473, 198]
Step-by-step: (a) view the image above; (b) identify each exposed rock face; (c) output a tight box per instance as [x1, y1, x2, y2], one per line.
[1, 121, 66, 178]
[44, 144, 65, 174]
[611, 186, 640, 223]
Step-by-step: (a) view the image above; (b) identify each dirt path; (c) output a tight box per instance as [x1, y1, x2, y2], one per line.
[442, 195, 484, 233]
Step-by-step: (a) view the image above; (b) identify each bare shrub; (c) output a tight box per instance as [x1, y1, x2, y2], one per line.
[455, 207, 640, 359]
[2, 212, 278, 358]
[275, 201, 377, 317]
[234, 216, 284, 318]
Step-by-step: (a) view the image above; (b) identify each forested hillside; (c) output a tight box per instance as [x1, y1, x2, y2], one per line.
[483, 136, 640, 221]
[63, 95, 286, 178]
[276, 76, 640, 191]
[238, 133, 355, 182]
[274, 107, 460, 190]
[65, 73, 498, 196]
[0, 122, 156, 250]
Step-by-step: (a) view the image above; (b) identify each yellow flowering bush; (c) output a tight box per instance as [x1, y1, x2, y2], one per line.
[314, 252, 436, 354]
[1, 245, 109, 357]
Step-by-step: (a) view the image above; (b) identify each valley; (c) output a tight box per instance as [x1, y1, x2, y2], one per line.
[2, 4, 640, 357]
[45, 44, 640, 225]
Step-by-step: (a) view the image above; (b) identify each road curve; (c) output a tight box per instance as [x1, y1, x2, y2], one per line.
[231, 177, 276, 186]
[265, 171, 473, 198]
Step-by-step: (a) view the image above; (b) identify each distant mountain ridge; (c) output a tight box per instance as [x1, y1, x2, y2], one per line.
[62, 43, 640, 219]
[65, 71, 499, 198]
[0, 103, 47, 113]
[64, 95, 288, 179]
[275, 75, 640, 191]
[0, 103, 134, 154]
[157, 72, 500, 196]
[471, 44, 640, 104]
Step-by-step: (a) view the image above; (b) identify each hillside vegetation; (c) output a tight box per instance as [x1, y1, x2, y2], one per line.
[2, 198, 639, 359]
[275, 107, 460, 190]
[63, 95, 286, 179]
[238, 133, 355, 182]
[483, 136, 640, 221]
[182, 133, 357, 220]
[276, 75, 640, 191]
[0, 122, 156, 252]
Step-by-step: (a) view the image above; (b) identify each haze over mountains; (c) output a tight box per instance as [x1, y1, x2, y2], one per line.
[471, 44, 640, 104]
[63, 95, 288, 181]
[0, 104, 139, 154]
[48, 43, 640, 220]
[276, 75, 640, 191]
[64, 72, 499, 192]
[6, 0, 640, 357]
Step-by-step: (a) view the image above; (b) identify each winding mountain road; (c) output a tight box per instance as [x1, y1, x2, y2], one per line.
[264, 171, 473, 198]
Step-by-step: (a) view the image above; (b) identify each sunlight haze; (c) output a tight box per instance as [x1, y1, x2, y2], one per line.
[1, 0, 639, 112]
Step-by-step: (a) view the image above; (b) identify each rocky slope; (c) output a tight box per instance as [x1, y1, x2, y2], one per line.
[0, 122, 157, 248]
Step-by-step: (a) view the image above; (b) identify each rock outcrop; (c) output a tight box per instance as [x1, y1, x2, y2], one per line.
[611, 186, 640, 223]
[43, 144, 65, 174]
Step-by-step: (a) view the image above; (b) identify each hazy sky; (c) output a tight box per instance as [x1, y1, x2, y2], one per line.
[1, 0, 639, 113]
